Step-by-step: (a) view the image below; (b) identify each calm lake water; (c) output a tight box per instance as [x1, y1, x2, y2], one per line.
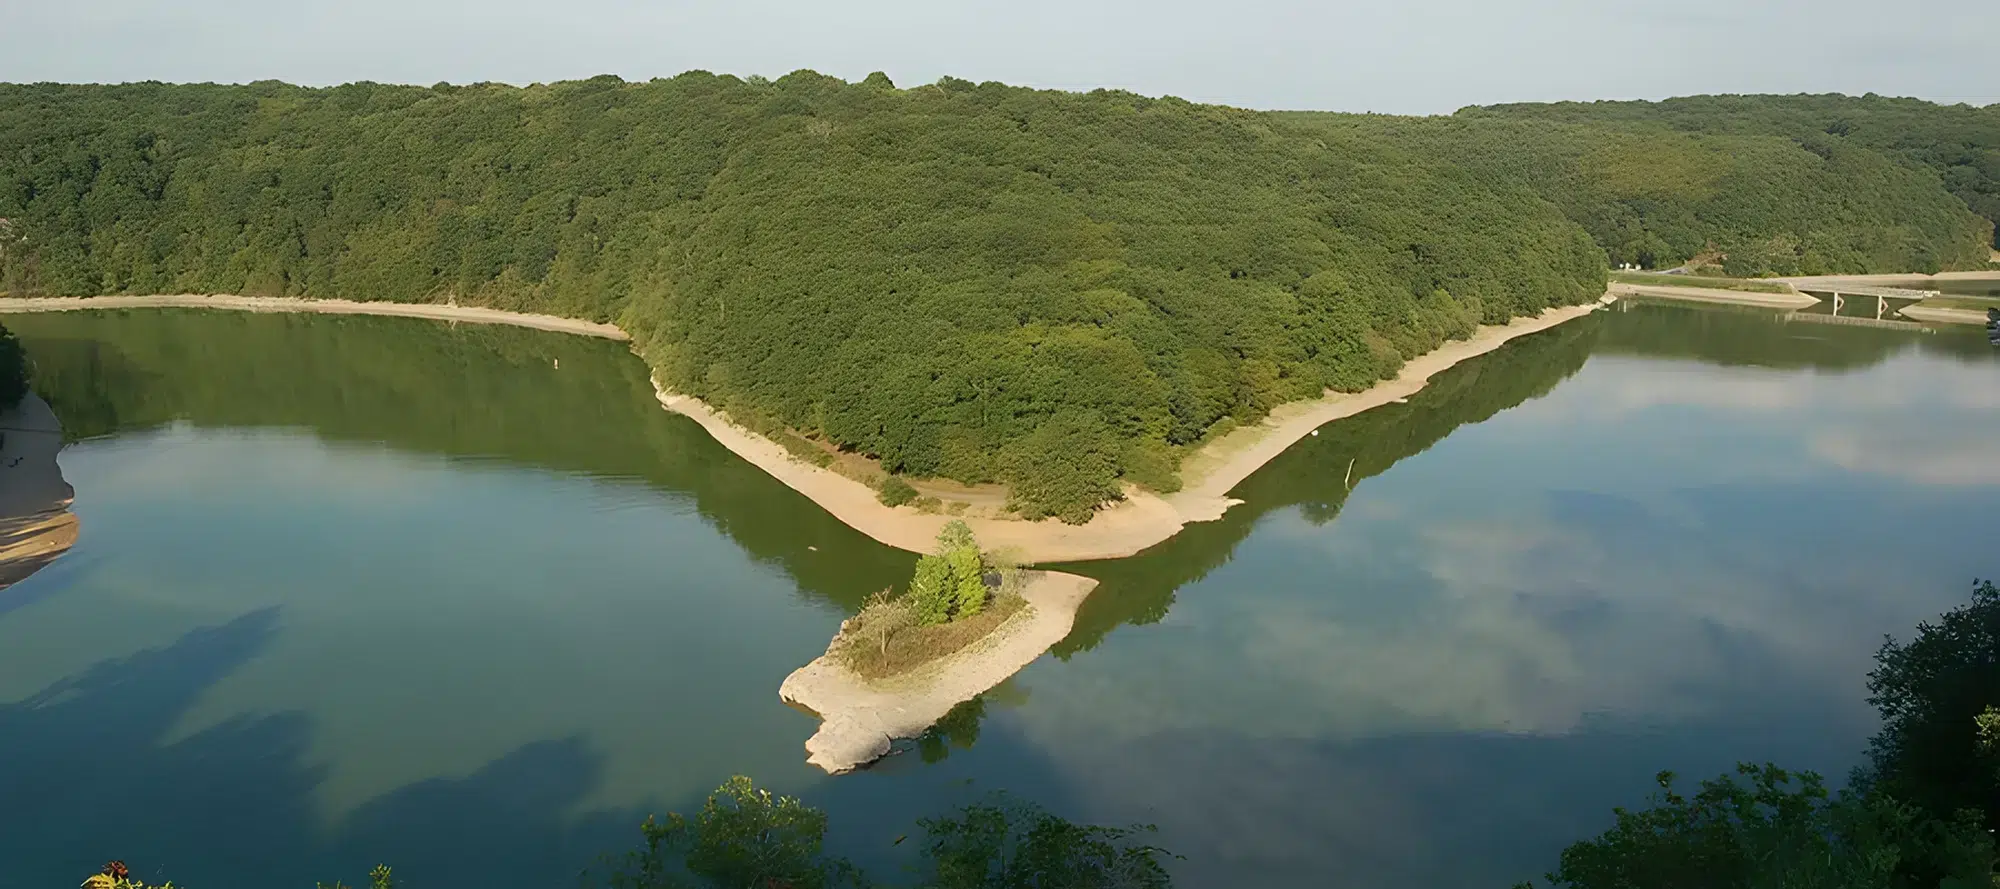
[3, 302, 1996, 888]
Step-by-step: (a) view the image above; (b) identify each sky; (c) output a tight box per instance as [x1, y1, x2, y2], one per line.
[5, 0, 1997, 114]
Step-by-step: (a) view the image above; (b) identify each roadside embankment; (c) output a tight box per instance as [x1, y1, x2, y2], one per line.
[779, 570, 1098, 774]
[0, 393, 77, 592]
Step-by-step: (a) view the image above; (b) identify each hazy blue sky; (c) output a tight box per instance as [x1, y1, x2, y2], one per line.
[7, 0, 1996, 114]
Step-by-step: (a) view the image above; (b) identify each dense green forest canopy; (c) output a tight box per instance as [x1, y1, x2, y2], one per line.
[1469, 93, 2000, 252]
[0, 76, 1987, 518]
[1277, 94, 1997, 274]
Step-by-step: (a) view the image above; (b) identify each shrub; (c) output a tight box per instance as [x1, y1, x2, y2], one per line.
[877, 475, 918, 507]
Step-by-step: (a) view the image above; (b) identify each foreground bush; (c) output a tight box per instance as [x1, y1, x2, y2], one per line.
[1527, 580, 2000, 888]
[588, 777, 1172, 889]
[834, 521, 1027, 679]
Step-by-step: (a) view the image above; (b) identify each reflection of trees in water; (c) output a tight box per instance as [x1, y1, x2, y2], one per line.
[0, 608, 656, 887]
[7, 310, 912, 611]
[1052, 302, 1999, 660]
[848, 679, 1030, 769]
[1600, 300, 2000, 369]
[1052, 316, 1605, 658]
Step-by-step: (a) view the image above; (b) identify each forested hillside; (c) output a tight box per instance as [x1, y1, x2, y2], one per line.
[0, 75, 1986, 519]
[1276, 100, 1996, 274]
[1468, 93, 2000, 252]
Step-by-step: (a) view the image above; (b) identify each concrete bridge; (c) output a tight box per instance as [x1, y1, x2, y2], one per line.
[1789, 283, 1939, 320]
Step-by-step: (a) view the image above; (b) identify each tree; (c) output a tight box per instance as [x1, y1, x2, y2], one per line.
[909, 555, 954, 626]
[918, 794, 1174, 889]
[1527, 580, 2000, 889]
[595, 776, 864, 889]
[588, 778, 1177, 888]
[1523, 764, 1992, 889]
[1864, 579, 2000, 833]
[947, 546, 986, 619]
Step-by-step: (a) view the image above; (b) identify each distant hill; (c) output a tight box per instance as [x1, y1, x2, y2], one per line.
[0, 76, 1987, 519]
[1477, 93, 1998, 259]
[1277, 93, 1997, 273]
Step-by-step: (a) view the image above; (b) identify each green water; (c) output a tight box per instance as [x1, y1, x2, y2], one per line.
[2, 304, 1996, 888]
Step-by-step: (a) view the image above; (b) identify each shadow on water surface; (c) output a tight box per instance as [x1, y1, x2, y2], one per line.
[0, 607, 665, 889]
[7, 310, 913, 614]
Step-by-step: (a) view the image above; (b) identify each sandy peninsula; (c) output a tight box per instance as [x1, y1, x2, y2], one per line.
[4, 291, 1609, 562]
[0, 393, 78, 592]
[779, 570, 1099, 774]
[658, 299, 1609, 562]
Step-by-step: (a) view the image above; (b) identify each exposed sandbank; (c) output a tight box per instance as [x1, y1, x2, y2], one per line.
[0, 393, 78, 592]
[1173, 299, 1608, 505]
[0, 295, 628, 340]
[778, 570, 1099, 774]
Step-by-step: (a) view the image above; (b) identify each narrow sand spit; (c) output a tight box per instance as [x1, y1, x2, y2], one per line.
[779, 570, 1099, 774]
[654, 385, 1191, 561]
[6, 291, 1608, 561]
[1608, 283, 1819, 310]
[1171, 300, 1606, 505]
[0, 393, 77, 592]
[0, 295, 628, 340]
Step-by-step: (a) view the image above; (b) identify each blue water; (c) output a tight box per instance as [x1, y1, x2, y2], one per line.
[2, 304, 1996, 887]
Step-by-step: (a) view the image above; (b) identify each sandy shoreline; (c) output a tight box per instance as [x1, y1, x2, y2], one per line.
[0, 393, 78, 593]
[0, 294, 628, 340]
[779, 570, 1099, 774]
[5, 291, 1610, 562]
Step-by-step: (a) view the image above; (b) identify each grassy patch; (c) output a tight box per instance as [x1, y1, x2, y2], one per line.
[831, 589, 1028, 681]
[1611, 271, 1796, 293]
[775, 430, 835, 468]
